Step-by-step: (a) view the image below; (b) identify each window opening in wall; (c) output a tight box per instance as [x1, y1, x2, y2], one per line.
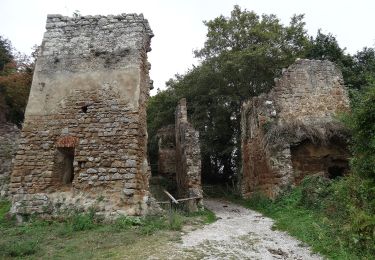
[57, 147, 75, 184]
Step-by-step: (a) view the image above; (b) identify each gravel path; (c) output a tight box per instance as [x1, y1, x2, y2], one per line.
[177, 198, 323, 260]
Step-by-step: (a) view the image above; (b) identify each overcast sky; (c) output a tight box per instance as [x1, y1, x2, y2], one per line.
[1, 0, 374, 95]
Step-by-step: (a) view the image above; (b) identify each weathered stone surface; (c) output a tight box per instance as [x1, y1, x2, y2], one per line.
[10, 13, 155, 217]
[240, 59, 351, 198]
[175, 99, 203, 211]
[156, 125, 176, 181]
[0, 123, 20, 197]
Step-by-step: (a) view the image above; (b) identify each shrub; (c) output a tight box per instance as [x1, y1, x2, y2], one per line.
[344, 85, 375, 178]
[114, 215, 142, 230]
[299, 175, 333, 210]
[139, 215, 168, 235]
[70, 212, 96, 231]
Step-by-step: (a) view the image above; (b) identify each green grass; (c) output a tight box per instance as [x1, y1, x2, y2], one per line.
[232, 176, 375, 260]
[0, 199, 216, 259]
[187, 208, 217, 224]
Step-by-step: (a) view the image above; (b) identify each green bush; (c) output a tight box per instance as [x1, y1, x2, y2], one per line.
[70, 212, 96, 231]
[139, 215, 168, 235]
[299, 175, 333, 210]
[344, 85, 375, 178]
[114, 215, 143, 230]
[169, 212, 184, 231]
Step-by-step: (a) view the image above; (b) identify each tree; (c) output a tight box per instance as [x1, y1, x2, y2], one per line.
[348, 48, 375, 90]
[148, 6, 311, 182]
[0, 36, 13, 73]
[0, 36, 35, 126]
[305, 31, 375, 92]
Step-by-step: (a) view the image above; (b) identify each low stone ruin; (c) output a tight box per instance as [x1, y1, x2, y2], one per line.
[154, 99, 203, 211]
[240, 59, 351, 198]
[175, 99, 203, 211]
[10, 13, 154, 217]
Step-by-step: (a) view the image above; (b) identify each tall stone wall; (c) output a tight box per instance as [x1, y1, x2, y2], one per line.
[175, 99, 202, 211]
[0, 117, 20, 197]
[10, 13, 154, 217]
[241, 59, 351, 198]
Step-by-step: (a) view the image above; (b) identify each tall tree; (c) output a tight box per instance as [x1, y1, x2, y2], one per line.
[148, 6, 311, 182]
[0, 36, 35, 126]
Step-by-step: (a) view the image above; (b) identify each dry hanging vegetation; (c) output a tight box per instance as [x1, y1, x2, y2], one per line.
[262, 120, 351, 151]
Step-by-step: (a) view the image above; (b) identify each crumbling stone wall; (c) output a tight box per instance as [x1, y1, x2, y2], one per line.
[241, 59, 350, 198]
[10, 13, 154, 217]
[156, 125, 176, 181]
[0, 106, 20, 197]
[175, 99, 202, 211]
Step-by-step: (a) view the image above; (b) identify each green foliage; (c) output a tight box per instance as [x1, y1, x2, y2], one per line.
[169, 211, 184, 231]
[299, 176, 333, 210]
[0, 36, 34, 126]
[70, 211, 96, 231]
[0, 35, 13, 72]
[114, 215, 143, 230]
[186, 208, 217, 224]
[239, 174, 375, 259]
[343, 85, 375, 178]
[138, 215, 169, 235]
[148, 6, 310, 181]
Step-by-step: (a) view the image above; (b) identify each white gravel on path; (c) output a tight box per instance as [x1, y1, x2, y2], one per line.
[178, 198, 323, 260]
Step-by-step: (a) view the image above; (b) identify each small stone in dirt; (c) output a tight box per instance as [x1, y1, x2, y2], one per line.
[268, 248, 288, 256]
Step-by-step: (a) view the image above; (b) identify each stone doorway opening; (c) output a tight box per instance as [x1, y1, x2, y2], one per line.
[56, 147, 75, 185]
[291, 140, 349, 183]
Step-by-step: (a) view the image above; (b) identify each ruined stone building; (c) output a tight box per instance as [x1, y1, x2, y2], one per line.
[241, 59, 351, 198]
[154, 99, 203, 211]
[0, 100, 20, 197]
[175, 99, 202, 211]
[10, 13, 154, 217]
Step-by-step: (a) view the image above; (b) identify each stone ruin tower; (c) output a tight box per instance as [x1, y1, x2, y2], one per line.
[175, 99, 203, 211]
[10, 13, 154, 217]
[241, 59, 351, 198]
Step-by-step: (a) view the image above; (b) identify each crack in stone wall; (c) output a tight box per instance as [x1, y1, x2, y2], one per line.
[10, 13, 155, 217]
[240, 59, 351, 198]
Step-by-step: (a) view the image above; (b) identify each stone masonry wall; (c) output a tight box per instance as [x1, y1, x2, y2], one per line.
[0, 122, 20, 197]
[241, 59, 350, 198]
[156, 125, 176, 181]
[10, 13, 154, 217]
[175, 99, 202, 211]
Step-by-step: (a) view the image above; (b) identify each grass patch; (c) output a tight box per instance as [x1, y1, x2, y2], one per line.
[187, 208, 217, 224]
[234, 175, 375, 260]
[0, 198, 214, 259]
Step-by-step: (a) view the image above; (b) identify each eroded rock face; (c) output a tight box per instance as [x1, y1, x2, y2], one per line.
[10, 13, 154, 217]
[175, 99, 203, 211]
[241, 59, 351, 198]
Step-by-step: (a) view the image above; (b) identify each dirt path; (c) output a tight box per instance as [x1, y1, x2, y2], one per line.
[165, 198, 323, 260]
